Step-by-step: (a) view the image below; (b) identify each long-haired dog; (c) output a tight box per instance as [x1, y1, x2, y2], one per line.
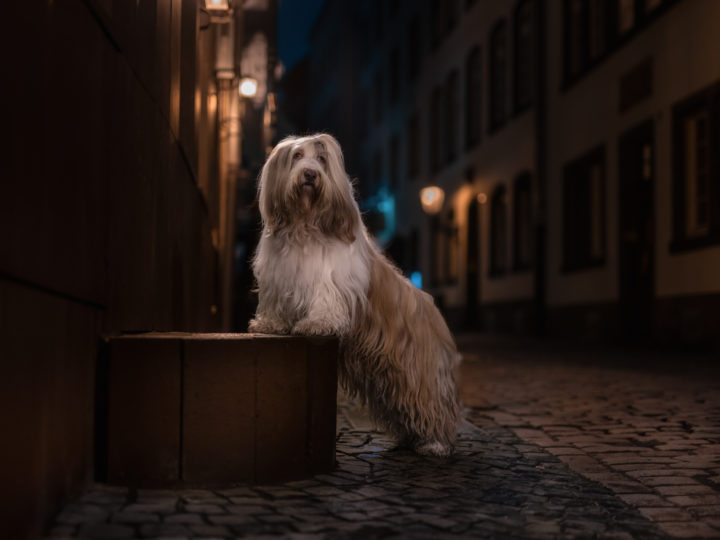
[249, 133, 460, 456]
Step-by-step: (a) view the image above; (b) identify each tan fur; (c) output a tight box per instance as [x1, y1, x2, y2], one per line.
[251, 133, 461, 455]
[341, 247, 461, 450]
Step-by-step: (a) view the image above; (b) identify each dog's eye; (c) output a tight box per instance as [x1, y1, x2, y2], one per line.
[317, 155, 326, 164]
[292, 151, 303, 160]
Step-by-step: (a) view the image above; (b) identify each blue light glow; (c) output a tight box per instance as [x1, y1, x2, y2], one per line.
[410, 271, 423, 289]
[363, 187, 396, 246]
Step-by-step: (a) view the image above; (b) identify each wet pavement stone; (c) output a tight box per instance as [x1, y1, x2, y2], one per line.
[45, 335, 720, 539]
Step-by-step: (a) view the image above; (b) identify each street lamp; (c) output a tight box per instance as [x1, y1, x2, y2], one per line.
[238, 77, 258, 98]
[205, 0, 230, 11]
[420, 186, 445, 215]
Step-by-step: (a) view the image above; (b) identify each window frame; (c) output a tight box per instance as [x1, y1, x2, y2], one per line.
[562, 145, 607, 272]
[670, 81, 720, 252]
[562, 0, 677, 88]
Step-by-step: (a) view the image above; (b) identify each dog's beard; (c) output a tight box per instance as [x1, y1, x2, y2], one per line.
[290, 170, 323, 215]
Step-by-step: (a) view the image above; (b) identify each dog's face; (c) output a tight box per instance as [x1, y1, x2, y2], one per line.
[258, 134, 358, 242]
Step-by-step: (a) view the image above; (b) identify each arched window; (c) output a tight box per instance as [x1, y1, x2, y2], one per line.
[465, 46, 482, 149]
[514, 0, 534, 112]
[490, 185, 508, 275]
[513, 173, 533, 269]
[489, 20, 507, 132]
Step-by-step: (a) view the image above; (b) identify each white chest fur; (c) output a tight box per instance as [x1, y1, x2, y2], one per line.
[254, 231, 371, 331]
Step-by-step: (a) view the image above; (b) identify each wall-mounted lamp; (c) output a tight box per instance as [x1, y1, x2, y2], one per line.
[205, 0, 230, 11]
[420, 186, 445, 215]
[204, 0, 232, 23]
[238, 77, 258, 98]
[476, 192, 487, 204]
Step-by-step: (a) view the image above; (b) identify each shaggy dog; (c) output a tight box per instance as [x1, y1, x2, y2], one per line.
[249, 133, 460, 456]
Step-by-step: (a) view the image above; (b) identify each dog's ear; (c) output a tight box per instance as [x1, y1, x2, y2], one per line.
[314, 133, 360, 243]
[258, 137, 295, 231]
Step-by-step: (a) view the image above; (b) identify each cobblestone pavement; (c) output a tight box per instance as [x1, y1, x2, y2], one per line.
[46, 336, 720, 539]
[457, 335, 720, 539]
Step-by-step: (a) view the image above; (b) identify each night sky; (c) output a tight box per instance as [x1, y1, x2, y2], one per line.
[277, 0, 326, 71]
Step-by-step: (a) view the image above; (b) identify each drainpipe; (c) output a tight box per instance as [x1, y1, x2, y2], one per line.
[533, 0, 547, 336]
[215, 14, 242, 331]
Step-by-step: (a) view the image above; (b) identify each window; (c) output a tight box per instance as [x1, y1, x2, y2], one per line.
[390, 48, 400, 104]
[406, 113, 420, 179]
[389, 134, 400, 189]
[562, 146, 606, 270]
[513, 173, 533, 270]
[490, 185, 508, 275]
[564, 0, 669, 85]
[443, 210, 460, 284]
[429, 86, 442, 172]
[465, 46, 482, 149]
[514, 0, 534, 112]
[407, 16, 422, 82]
[489, 20, 507, 132]
[671, 81, 720, 251]
[444, 70, 459, 164]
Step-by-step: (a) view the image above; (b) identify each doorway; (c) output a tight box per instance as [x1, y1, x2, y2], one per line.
[618, 120, 655, 342]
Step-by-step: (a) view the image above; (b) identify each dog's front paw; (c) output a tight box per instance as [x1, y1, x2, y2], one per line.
[291, 318, 341, 337]
[248, 317, 290, 335]
[414, 440, 453, 457]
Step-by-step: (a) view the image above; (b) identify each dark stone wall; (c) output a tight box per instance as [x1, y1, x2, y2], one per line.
[1, 1, 218, 537]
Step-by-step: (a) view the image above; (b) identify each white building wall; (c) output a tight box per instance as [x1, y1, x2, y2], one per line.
[546, 0, 720, 309]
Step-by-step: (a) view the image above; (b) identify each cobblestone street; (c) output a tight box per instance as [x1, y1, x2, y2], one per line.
[47, 336, 720, 539]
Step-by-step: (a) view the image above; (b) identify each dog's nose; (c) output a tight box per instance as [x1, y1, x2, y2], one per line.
[303, 169, 318, 184]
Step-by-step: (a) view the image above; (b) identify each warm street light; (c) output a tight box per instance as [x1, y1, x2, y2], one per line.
[420, 186, 445, 215]
[205, 0, 229, 11]
[239, 77, 258, 97]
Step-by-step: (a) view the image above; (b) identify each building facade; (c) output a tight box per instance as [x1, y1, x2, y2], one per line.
[357, 0, 720, 347]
